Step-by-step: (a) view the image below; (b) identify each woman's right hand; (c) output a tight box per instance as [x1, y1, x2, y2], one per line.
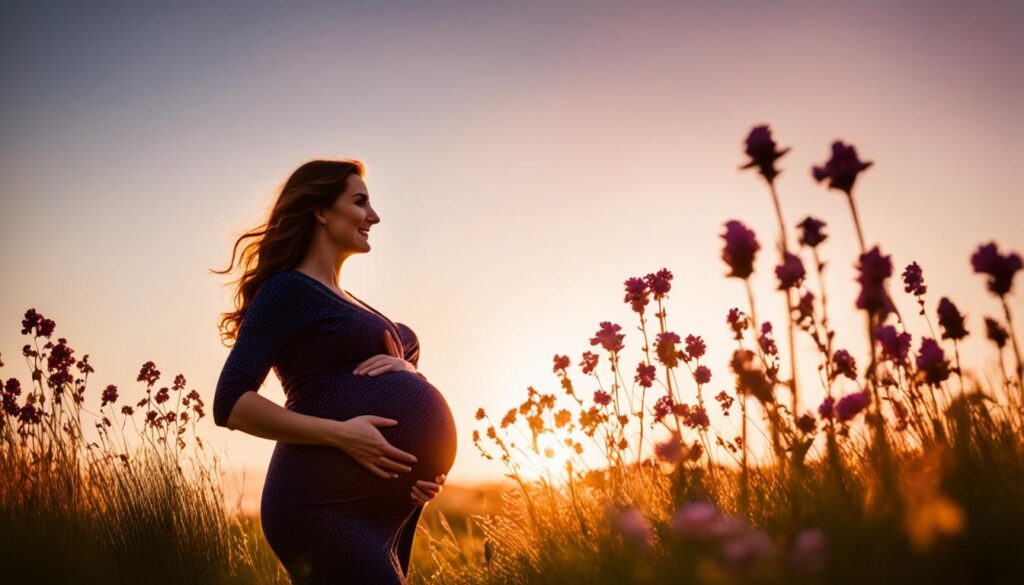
[332, 415, 418, 479]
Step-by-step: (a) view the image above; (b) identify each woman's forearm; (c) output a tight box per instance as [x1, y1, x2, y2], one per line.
[224, 390, 342, 446]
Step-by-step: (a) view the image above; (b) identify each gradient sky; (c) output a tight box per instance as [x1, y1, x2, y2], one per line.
[2, 0, 1022, 488]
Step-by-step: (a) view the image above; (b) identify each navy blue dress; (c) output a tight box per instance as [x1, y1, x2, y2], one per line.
[213, 269, 458, 584]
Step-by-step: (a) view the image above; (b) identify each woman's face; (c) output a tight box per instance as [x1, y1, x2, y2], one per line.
[321, 174, 380, 253]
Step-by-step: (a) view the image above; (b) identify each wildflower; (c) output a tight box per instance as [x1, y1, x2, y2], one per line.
[580, 351, 599, 374]
[796, 413, 816, 433]
[672, 501, 719, 538]
[121, 405, 134, 416]
[623, 277, 650, 314]
[812, 140, 873, 195]
[759, 322, 778, 356]
[18, 403, 41, 425]
[645, 268, 673, 300]
[100, 384, 118, 407]
[590, 322, 625, 353]
[593, 390, 612, 406]
[500, 408, 517, 428]
[154, 387, 170, 404]
[902, 262, 927, 296]
[818, 396, 835, 420]
[877, 325, 912, 365]
[554, 409, 571, 428]
[790, 528, 827, 573]
[552, 354, 570, 373]
[794, 291, 815, 326]
[835, 390, 870, 422]
[635, 363, 656, 388]
[653, 395, 674, 422]
[797, 216, 828, 248]
[654, 429, 684, 463]
[730, 349, 774, 404]
[172, 373, 186, 391]
[46, 338, 76, 389]
[684, 335, 706, 361]
[612, 505, 652, 547]
[855, 246, 894, 317]
[137, 361, 160, 385]
[985, 317, 1008, 348]
[740, 124, 790, 183]
[722, 529, 776, 570]
[5, 378, 22, 396]
[775, 253, 806, 290]
[915, 338, 951, 386]
[694, 365, 712, 385]
[971, 242, 1022, 296]
[721, 220, 760, 279]
[727, 308, 749, 340]
[21, 308, 56, 338]
[831, 349, 857, 381]
[937, 297, 968, 340]
[715, 391, 734, 414]
[655, 332, 683, 368]
[685, 407, 710, 430]
[475, 408, 486, 420]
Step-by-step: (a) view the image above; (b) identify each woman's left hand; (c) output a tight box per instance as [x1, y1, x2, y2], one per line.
[354, 330, 417, 376]
[411, 474, 446, 506]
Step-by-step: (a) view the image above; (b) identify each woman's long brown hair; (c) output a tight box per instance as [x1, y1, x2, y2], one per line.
[210, 158, 366, 346]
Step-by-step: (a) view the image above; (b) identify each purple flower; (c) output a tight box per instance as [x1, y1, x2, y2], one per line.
[590, 322, 625, 353]
[818, 396, 835, 420]
[623, 277, 650, 314]
[855, 247, 894, 317]
[722, 529, 776, 570]
[877, 325, 912, 365]
[694, 365, 712, 385]
[971, 242, 1022, 296]
[797, 217, 828, 248]
[812, 140, 873, 195]
[937, 297, 968, 341]
[790, 528, 827, 573]
[721, 220, 760, 279]
[915, 338, 951, 386]
[644, 268, 673, 300]
[775, 253, 806, 290]
[902, 262, 927, 296]
[985, 317, 1008, 348]
[740, 124, 790, 184]
[831, 349, 857, 381]
[835, 390, 870, 422]
[672, 501, 719, 538]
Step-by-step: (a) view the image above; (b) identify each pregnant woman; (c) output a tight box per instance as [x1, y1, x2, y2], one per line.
[211, 159, 458, 584]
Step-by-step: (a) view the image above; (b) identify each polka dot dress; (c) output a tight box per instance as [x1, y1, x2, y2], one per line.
[213, 269, 458, 584]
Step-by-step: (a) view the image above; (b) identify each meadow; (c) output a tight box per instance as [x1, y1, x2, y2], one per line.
[2, 125, 1022, 584]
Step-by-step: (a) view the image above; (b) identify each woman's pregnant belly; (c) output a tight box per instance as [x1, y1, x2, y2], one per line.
[264, 370, 458, 516]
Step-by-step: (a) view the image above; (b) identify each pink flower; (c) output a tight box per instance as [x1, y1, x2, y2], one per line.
[790, 528, 827, 572]
[612, 505, 652, 547]
[672, 501, 719, 538]
[694, 365, 712, 385]
[580, 351, 599, 374]
[653, 395, 674, 422]
[590, 322, 625, 353]
[818, 396, 835, 420]
[593, 390, 612, 406]
[635, 363, 656, 388]
[623, 277, 650, 314]
[684, 334, 706, 361]
[812, 140, 873, 195]
[722, 529, 776, 570]
[644, 269, 673, 300]
[877, 325, 912, 365]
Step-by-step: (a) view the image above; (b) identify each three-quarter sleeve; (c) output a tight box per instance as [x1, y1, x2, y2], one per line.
[213, 274, 303, 428]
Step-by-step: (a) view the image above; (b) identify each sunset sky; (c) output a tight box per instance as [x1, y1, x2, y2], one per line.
[1, 1, 1021, 488]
